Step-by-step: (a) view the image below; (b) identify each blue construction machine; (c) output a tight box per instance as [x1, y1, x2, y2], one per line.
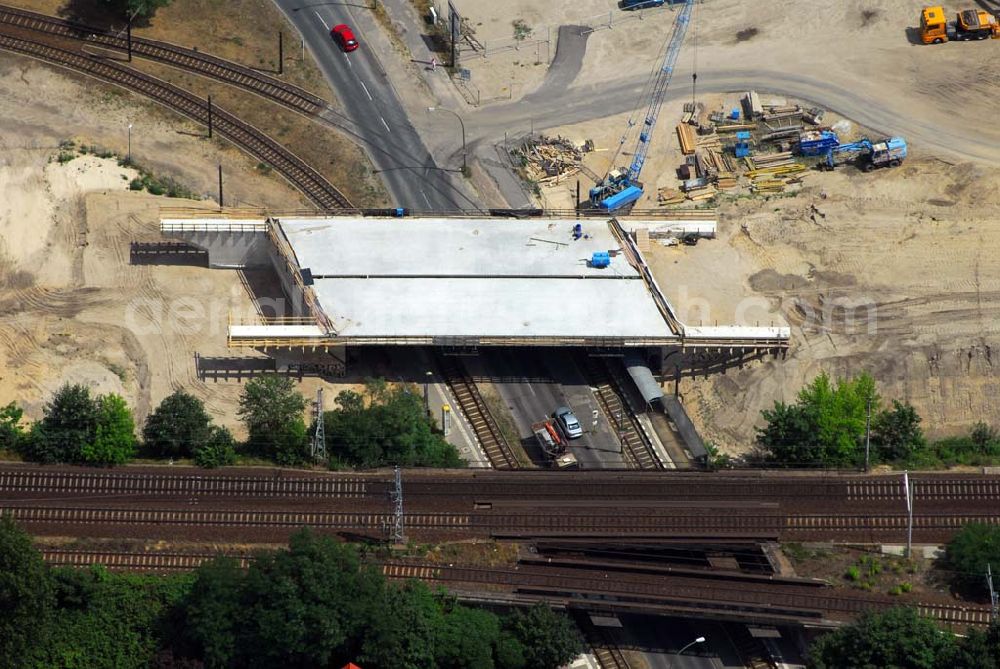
[590, 0, 693, 211]
[821, 137, 908, 172]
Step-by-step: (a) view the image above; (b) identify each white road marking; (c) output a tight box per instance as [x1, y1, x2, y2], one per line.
[314, 11, 329, 30]
[421, 190, 431, 208]
[359, 81, 373, 101]
[344, 53, 353, 68]
[380, 116, 391, 132]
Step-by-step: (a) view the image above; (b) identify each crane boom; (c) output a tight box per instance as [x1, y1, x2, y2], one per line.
[627, 0, 693, 183]
[590, 0, 694, 211]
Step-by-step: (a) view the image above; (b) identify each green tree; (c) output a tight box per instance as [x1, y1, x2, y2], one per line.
[193, 426, 237, 469]
[808, 607, 957, 669]
[79, 393, 136, 466]
[238, 375, 308, 464]
[503, 604, 582, 669]
[324, 380, 463, 469]
[30, 566, 189, 669]
[358, 581, 441, 669]
[971, 422, 1000, 453]
[25, 383, 99, 463]
[948, 623, 1000, 669]
[233, 530, 384, 667]
[181, 557, 245, 669]
[0, 402, 25, 453]
[757, 372, 877, 467]
[872, 400, 926, 462]
[433, 604, 502, 669]
[0, 515, 54, 666]
[945, 523, 1000, 597]
[143, 390, 213, 459]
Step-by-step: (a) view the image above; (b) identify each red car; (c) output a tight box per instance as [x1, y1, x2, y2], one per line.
[332, 24, 359, 52]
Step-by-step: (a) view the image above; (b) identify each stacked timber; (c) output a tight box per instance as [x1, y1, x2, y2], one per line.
[657, 187, 685, 206]
[676, 123, 696, 155]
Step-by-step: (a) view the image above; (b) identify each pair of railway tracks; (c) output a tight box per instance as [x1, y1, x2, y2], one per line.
[579, 355, 663, 469]
[6, 502, 1000, 543]
[0, 4, 326, 117]
[0, 13, 351, 209]
[37, 547, 993, 631]
[6, 465, 1000, 505]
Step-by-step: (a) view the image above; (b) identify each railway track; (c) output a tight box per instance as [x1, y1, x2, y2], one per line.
[0, 4, 326, 117]
[41, 548, 251, 571]
[6, 500, 1000, 543]
[0, 468, 369, 498]
[380, 560, 994, 628]
[6, 464, 1000, 506]
[579, 356, 662, 469]
[0, 34, 351, 210]
[38, 548, 991, 632]
[435, 353, 520, 469]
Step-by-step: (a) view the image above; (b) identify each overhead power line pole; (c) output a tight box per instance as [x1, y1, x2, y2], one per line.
[390, 466, 405, 545]
[311, 388, 326, 461]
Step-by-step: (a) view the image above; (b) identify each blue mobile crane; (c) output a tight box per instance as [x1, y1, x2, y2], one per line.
[821, 136, 908, 172]
[589, 0, 694, 211]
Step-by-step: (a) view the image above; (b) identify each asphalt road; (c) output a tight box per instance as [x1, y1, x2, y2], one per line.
[615, 616, 745, 669]
[272, 0, 476, 210]
[479, 349, 626, 469]
[469, 65, 1000, 164]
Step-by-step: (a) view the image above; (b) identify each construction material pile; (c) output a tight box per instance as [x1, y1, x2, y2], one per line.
[510, 135, 589, 185]
[659, 91, 833, 205]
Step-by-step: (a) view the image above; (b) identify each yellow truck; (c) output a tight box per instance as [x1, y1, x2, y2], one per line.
[921, 6, 1000, 43]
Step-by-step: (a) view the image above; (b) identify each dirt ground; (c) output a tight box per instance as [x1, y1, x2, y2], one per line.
[451, 0, 1000, 453]
[0, 57, 363, 434]
[8, 0, 389, 207]
[541, 88, 1000, 452]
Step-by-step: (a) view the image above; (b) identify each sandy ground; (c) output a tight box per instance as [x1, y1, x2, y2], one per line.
[534, 84, 1000, 451]
[0, 57, 357, 434]
[447, 0, 1000, 452]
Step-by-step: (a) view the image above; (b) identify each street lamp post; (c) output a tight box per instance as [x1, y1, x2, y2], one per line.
[673, 636, 706, 666]
[424, 371, 433, 416]
[127, 123, 133, 163]
[427, 106, 466, 173]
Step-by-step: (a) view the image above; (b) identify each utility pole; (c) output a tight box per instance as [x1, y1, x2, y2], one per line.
[207, 94, 213, 139]
[904, 471, 913, 558]
[311, 388, 326, 461]
[126, 15, 132, 62]
[989, 563, 999, 622]
[390, 465, 405, 544]
[278, 31, 283, 75]
[864, 394, 872, 472]
[217, 164, 223, 208]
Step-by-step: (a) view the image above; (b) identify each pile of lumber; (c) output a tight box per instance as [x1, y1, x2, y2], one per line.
[762, 105, 802, 122]
[676, 123, 697, 155]
[684, 184, 717, 202]
[509, 135, 584, 184]
[715, 123, 756, 133]
[657, 187, 685, 206]
[700, 148, 736, 173]
[745, 152, 796, 170]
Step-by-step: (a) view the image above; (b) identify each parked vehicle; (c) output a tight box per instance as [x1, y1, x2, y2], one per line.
[920, 6, 1000, 44]
[331, 24, 359, 52]
[554, 406, 584, 440]
[621, 0, 666, 9]
[532, 420, 579, 469]
[821, 137, 907, 172]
